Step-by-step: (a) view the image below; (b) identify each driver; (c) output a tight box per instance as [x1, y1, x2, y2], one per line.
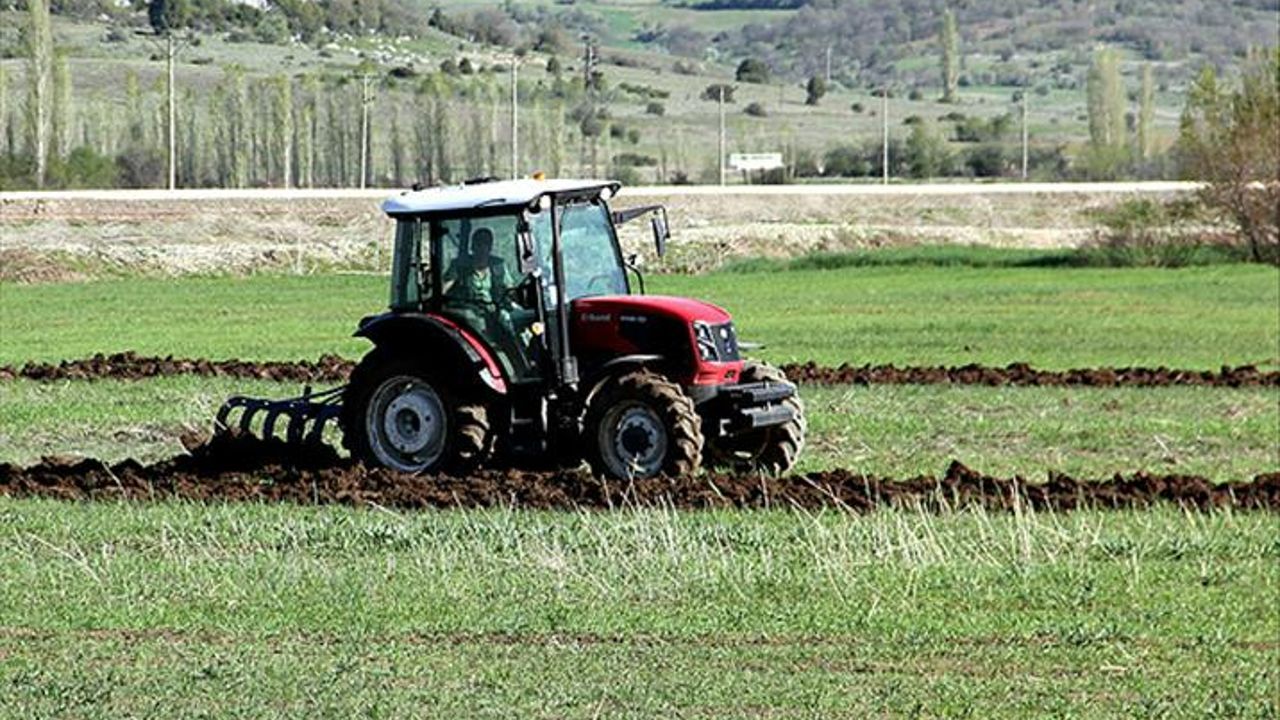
[442, 227, 536, 375]
[442, 228, 513, 306]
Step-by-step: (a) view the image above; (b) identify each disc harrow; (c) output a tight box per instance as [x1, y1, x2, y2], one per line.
[215, 385, 345, 447]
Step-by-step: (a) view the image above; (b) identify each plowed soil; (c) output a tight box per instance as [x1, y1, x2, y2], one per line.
[2, 352, 1276, 388]
[2, 433, 1275, 512]
[778, 361, 1280, 388]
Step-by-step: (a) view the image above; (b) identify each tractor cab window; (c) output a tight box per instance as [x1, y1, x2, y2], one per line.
[390, 219, 429, 311]
[433, 214, 541, 381]
[535, 201, 628, 304]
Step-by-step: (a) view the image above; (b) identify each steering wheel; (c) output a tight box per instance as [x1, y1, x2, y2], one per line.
[584, 273, 617, 294]
[501, 274, 538, 306]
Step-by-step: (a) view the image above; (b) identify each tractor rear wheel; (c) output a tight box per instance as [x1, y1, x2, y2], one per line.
[585, 370, 704, 479]
[705, 361, 805, 475]
[341, 351, 492, 474]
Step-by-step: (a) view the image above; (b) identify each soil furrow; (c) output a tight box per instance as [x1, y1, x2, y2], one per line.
[1, 352, 1276, 387]
[2, 433, 1275, 512]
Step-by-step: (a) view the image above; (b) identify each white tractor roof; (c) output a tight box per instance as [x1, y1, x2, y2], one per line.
[381, 178, 619, 216]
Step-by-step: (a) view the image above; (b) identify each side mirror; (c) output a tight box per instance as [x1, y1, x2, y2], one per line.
[651, 212, 669, 258]
[516, 215, 538, 274]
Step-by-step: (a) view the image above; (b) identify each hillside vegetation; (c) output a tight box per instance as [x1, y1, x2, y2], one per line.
[0, 0, 1274, 190]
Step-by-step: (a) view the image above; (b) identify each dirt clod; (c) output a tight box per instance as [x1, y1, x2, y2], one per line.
[2, 434, 1275, 512]
[2, 353, 1275, 388]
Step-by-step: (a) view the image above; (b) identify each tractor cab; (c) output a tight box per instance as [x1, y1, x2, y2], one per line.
[223, 178, 804, 480]
[379, 179, 668, 388]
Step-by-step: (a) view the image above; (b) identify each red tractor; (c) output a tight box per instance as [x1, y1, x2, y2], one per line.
[219, 178, 804, 479]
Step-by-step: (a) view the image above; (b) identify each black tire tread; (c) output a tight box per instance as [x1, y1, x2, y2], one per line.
[339, 349, 493, 474]
[586, 369, 704, 479]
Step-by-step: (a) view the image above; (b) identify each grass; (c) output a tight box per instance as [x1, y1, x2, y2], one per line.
[1, 378, 1275, 480]
[2, 261, 1275, 369]
[1, 499, 1276, 717]
[717, 245, 1254, 272]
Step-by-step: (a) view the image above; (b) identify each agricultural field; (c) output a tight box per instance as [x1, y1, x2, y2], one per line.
[1, 187, 1278, 715]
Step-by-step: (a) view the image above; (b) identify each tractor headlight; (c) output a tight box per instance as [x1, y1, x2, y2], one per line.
[693, 321, 719, 361]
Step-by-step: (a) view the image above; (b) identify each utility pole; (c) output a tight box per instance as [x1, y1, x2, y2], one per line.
[1020, 88, 1029, 181]
[510, 56, 519, 179]
[358, 72, 374, 189]
[718, 84, 726, 186]
[881, 86, 889, 185]
[825, 44, 833, 84]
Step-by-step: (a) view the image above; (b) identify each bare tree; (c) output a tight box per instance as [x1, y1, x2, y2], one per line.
[1136, 63, 1154, 161]
[25, 0, 53, 187]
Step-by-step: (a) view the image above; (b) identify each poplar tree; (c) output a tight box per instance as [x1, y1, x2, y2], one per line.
[940, 8, 959, 103]
[1137, 63, 1154, 160]
[1086, 48, 1125, 148]
[298, 75, 318, 188]
[51, 51, 71, 159]
[273, 75, 293, 188]
[25, 0, 53, 187]
[1085, 47, 1127, 176]
[0, 64, 10, 158]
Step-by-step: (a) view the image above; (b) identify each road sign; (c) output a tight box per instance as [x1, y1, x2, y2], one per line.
[729, 153, 784, 171]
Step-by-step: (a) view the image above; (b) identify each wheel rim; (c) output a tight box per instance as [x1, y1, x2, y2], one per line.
[366, 376, 447, 472]
[599, 402, 668, 478]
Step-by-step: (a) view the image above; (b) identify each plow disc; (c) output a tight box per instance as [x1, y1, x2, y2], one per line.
[215, 385, 346, 447]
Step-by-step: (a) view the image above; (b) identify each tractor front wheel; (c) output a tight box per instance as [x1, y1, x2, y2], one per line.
[705, 361, 805, 476]
[585, 370, 704, 479]
[341, 352, 492, 474]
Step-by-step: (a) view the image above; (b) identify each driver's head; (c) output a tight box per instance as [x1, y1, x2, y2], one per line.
[470, 228, 494, 259]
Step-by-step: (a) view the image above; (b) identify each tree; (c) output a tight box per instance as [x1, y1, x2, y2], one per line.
[1178, 53, 1279, 263]
[1085, 48, 1127, 178]
[940, 8, 959, 103]
[272, 75, 293, 188]
[700, 84, 735, 102]
[904, 120, 949, 178]
[51, 50, 70, 160]
[805, 76, 827, 106]
[25, 0, 53, 187]
[735, 58, 770, 84]
[1136, 63, 1154, 160]
[148, 0, 189, 35]
[0, 64, 9, 158]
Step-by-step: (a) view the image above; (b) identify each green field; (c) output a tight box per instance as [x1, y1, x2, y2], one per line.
[2, 256, 1278, 716]
[3, 262, 1276, 369]
[1, 378, 1275, 480]
[1, 500, 1276, 717]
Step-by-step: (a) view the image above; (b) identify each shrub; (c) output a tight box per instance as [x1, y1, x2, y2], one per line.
[701, 83, 735, 102]
[645, 101, 665, 116]
[805, 76, 826, 106]
[736, 58, 770, 84]
[744, 101, 768, 117]
[614, 152, 657, 167]
[1178, 54, 1279, 264]
[1082, 198, 1246, 267]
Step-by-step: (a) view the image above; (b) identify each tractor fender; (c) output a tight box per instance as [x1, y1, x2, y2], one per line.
[581, 354, 665, 405]
[354, 312, 507, 395]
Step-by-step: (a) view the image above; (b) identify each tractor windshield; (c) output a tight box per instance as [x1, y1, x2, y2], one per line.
[535, 201, 628, 303]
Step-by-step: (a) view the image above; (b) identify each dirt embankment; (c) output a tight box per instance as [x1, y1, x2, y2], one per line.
[2, 433, 1275, 512]
[3, 352, 1277, 388]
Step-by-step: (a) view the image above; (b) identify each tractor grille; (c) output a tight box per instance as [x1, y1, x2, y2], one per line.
[695, 321, 741, 362]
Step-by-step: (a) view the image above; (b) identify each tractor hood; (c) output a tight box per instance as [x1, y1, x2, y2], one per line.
[572, 295, 732, 325]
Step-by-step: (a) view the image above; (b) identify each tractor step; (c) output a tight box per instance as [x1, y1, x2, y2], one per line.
[723, 403, 797, 435]
[215, 385, 345, 446]
[700, 380, 798, 437]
